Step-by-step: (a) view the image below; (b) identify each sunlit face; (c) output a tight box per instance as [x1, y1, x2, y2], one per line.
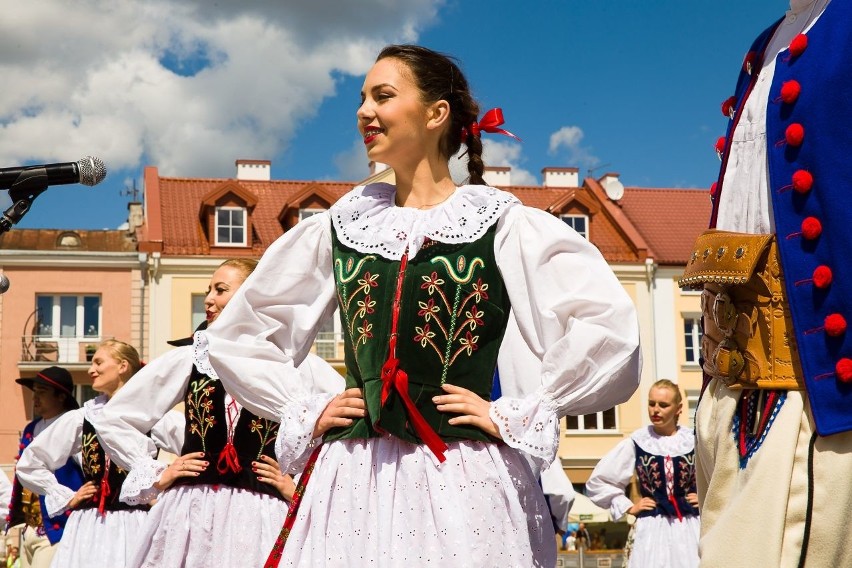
[647, 386, 681, 434]
[88, 348, 128, 397]
[204, 265, 247, 324]
[32, 384, 66, 419]
[357, 57, 432, 171]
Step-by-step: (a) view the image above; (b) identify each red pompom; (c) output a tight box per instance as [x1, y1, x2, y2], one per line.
[825, 314, 847, 337]
[52, 523, 60, 530]
[792, 170, 813, 193]
[789, 34, 808, 58]
[715, 136, 726, 158]
[780, 80, 801, 104]
[813, 265, 833, 289]
[710, 182, 718, 196]
[785, 123, 805, 146]
[721, 96, 737, 118]
[837, 358, 852, 383]
[801, 216, 822, 239]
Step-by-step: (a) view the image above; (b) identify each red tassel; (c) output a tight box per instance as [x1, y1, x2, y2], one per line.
[743, 51, 756, 74]
[710, 182, 718, 197]
[97, 477, 110, 516]
[715, 136, 726, 159]
[216, 441, 242, 474]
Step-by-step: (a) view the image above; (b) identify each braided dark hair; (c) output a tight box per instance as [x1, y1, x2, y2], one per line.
[376, 45, 485, 185]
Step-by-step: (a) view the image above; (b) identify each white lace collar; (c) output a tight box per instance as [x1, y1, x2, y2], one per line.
[83, 394, 109, 422]
[330, 183, 520, 260]
[631, 425, 694, 457]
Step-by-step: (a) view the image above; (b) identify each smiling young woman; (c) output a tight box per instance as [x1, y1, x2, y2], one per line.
[197, 44, 641, 568]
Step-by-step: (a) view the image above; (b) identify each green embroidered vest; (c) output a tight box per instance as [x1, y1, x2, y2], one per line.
[325, 224, 511, 445]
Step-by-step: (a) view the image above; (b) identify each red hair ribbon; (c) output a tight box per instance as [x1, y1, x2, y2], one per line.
[462, 108, 522, 142]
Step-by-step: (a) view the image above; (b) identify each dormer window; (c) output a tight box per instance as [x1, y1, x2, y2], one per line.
[216, 206, 247, 246]
[560, 214, 589, 239]
[299, 208, 325, 221]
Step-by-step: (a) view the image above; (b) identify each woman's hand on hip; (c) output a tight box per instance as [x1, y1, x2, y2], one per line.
[433, 384, 501, 439]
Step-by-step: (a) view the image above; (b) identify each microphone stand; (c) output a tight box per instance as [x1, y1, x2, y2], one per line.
[0, 168, 50, 235]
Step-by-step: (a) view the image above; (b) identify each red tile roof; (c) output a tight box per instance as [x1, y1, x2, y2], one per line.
[0, 229, 136, 252]
[618, 187, 711, 265]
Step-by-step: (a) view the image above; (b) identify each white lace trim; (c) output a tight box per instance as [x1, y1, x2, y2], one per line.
[330, 183, 520, 260]
[82, 394, 108, 422]
[119, 457, 168, 506]
[489, 388, 560, 474]
[44, 485, 76, 518]
[275, 393, 336, 474]
[192, 330, 217, 378]
[631, 425, 695, 456]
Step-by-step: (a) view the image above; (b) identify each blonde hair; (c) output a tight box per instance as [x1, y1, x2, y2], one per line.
[97, 339, 142, 377]
[218, 258, 258, 282]
[651, 379, 683, 406]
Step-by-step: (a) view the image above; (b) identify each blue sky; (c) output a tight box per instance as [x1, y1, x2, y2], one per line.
[1, 0, 786, 230]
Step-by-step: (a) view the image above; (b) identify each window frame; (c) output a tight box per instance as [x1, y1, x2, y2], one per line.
[559, 214, 589, 239]
[214, 206, 248, 247]
[565, 407, 619, 433]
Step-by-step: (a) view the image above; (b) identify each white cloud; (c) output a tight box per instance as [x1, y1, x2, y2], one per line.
[548, 125, 600, 171]
[0, 0, 442, 177]
[333, 138, 372, 182]
[449, 139, 535, 186]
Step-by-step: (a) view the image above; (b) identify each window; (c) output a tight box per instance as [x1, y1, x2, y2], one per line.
[684, 317, 703, 364]
[565, 407, 617, 432]
[36, 295, 101, 337]
[560, 214, 588, 238]
[686, 389, 700, 429]
[75, 384, 98, 407]
[191, 294, 206, 331]
[215, 206, 247, 246]
[300, 208, 325, 221]
[314, 313, 339, 359]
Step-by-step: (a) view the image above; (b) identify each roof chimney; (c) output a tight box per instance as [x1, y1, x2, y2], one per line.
[482, 166, 511, 187]
[127, 202, 144, 236]
[542, 167, 579, 188]
[600, 172, 625, 201]
[236, 159, 271, 181]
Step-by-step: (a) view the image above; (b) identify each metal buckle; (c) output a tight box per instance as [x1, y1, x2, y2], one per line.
[713, 292, 738, 337]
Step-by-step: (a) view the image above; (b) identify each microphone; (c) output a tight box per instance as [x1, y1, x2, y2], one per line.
[0, 274, 9, 294]
[0, 156, 107, 190]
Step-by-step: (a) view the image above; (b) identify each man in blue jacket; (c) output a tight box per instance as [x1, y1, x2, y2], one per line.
[6, 367, 84, 568]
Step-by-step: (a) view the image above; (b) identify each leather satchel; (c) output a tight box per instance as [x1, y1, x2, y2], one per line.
[679, 230, 804, 390]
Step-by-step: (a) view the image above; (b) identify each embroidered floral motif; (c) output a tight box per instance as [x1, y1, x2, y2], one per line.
[636, 454, 661, 496]
[81, 432, 102, 478]
[187, 378, 217, 453]
[250, 417, 280, 460]
[335, 257, 380, 350]
[678, 453, 696, 492]
[414, 256, 487, 383]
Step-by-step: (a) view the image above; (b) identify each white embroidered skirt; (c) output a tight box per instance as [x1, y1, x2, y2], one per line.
[49, 507, 149, 568]
[275, 436, 556, 567]
[128, 484, 287, 568]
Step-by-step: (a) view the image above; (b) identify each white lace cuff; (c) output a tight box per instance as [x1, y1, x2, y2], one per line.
[44, 486, 76, 518]
[119, 458, 168, 506]
[610, 495, 634, 521]
[490, 388, 560, 474]
[275, 392, 337, 474]
[192, 330, 217, 378]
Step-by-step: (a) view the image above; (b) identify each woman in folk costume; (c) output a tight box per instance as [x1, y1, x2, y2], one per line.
[97, 258, 340, 568]
[15, 340, 184, 568]
[586, 380, 699, 567]
[198, 44, 641, 567]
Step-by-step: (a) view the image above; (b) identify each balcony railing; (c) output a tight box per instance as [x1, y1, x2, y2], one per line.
[21, 335, 104, 364]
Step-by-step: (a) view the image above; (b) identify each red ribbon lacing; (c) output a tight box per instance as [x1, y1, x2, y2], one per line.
[217, 398, 243, 474]
[460, 108, 522, 142]
[380, 251, 448, 463]
[664, 455, 684, 522]
[97, 455, 111, 516]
